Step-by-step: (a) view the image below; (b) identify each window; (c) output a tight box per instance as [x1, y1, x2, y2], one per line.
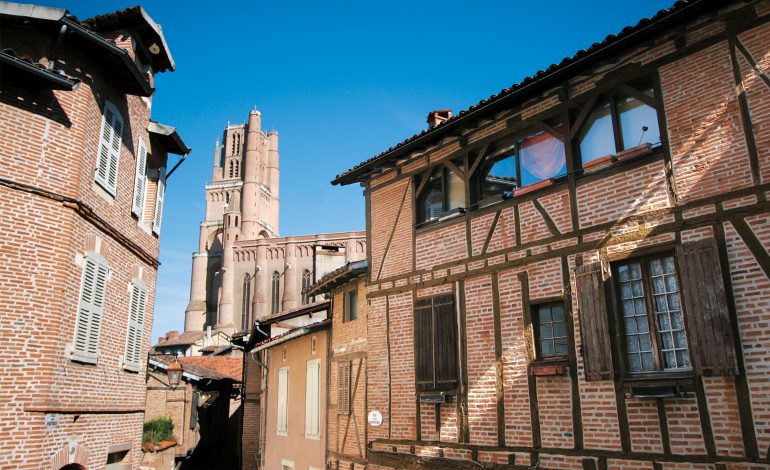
[533, 303, 568, 360]
[473, 123, 566, 203]
[131, 139, 148, 217]
[301, 270, 312, 305]
[414, 293, 458, 391]
[305, 359, 321, 438]
[280, 461, 294, 470]
[577, 80, 661, 166]
[95, 101, 124, 195]
[613, 254, 690, 373]
[337, 361, 351, 415]
[123, 279, 148, 372]
[152, 166, 166, 235]
[415, 166, 464, 224]
[271, 271, 280, 314]
[277, 367, 289, 434]
[72, 252, 109, 364]
[344, 288, 358, 322]
[577, 240, 739, 382]
[242, 274, 252, 328]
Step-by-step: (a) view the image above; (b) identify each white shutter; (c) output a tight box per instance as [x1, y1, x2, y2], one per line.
[95, 102, 123, 195]
[123, 280, 147, 372]
[132, 139, 148, 217]
[305, 359, 321, 437]
[152, 166, 166, 235]
[277, 367, 289, 434]
[72, 253, 108, 364]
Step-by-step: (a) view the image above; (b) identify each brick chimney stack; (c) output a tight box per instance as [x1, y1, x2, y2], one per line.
[427, 109, 452, 128]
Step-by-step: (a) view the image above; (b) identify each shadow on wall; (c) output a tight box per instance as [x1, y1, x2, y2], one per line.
[0, 83, 71, 128]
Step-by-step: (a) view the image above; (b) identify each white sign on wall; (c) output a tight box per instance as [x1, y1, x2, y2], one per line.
[367, 410, 383, 427]
[45, 413, 60, 429]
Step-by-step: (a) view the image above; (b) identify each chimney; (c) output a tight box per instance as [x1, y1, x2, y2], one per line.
[427, 109, 452, 129]
[166, 330, 179, 340]
[157, 336, 165, 344]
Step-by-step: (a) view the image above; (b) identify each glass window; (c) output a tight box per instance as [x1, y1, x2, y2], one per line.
[577, 81, 661, 167]
[534, 303, 568, 359]
[615, 254, 690, 373]
[344, 289, 358, 322]
[475, 123, 566, 204]
[416, 166, 465, 224]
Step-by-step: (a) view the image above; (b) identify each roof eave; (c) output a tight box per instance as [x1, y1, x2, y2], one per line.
[0, 49, 79, 90]
[331, 0, 720, 186]
[148, 121, 191, 155]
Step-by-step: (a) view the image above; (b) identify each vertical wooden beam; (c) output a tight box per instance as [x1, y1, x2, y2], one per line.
[386, 296, 392, 440]
[481, 210, 502, 256]
[656, 398, 672, 455]
[457, 280, 470, 443]
[491, 272, 507, 447]
[519, 271, 541, 449]
[653, 73, 678, 204]
[513, 203, 522, 247]
[563, 108, 580, 233]
[728, 37, 761, 186]
[532, 198, 561, 236]
[715, 221, 759, 458]
[365, 183, 374, 282]
[561, 256, 584, 450]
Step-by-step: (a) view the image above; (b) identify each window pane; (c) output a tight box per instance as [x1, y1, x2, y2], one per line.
[422, 179, 443, 222]
[617, 261, 654, 372]
[519, 126, 566, 187]
[579, 100, 615, 165]
[535, 304, 568, 358]
[481, 152, 518, 199]
[447, 170, 465, 211]
[649, 256, 689, 370]
[618, 90, 660, 150]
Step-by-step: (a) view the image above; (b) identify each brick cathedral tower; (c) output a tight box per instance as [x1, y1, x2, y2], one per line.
[184, 110, 280, 333]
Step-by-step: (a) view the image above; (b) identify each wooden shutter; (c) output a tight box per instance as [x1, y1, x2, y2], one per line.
[277, 367, 289, 433]
[414, 297, 435, 391]
[676, 239, 739, 376]
[433, 294, 458, 389]
[152, 166, 166, 235]
[337, 361, 351, 415]
[305, 359, 321, 436]
[96, 101, 123, 195]
[124, 280, 147, 372]
[73, 254, 108, 364]
[132, 139, 148, 216]
[575, 262, 614, 381]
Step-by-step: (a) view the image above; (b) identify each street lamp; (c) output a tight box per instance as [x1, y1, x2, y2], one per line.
[167, 357, 184, 389]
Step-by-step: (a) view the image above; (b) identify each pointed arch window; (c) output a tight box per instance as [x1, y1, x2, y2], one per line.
[229, 161, 235, 178]
[301, 270, 312, 305]
[271, 271, 281, 314]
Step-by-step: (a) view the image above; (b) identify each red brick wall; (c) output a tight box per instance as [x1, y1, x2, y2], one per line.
[0, 25, 169, 469]
[359, 4, 770, 469]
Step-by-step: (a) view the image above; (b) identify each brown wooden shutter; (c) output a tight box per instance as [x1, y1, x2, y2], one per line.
[676, 239, 739, 376]
[414, 297, 434, 391]
[575, 262, 614, 381]
[337, 361, 351, 415]
[433, 294, 458, 390]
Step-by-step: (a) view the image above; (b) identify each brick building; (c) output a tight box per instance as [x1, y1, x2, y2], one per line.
[333, 0, 770, 468]
[305, 260, 369, 470]
[0, 3, 188, 469]
[182, 110, 367, 337]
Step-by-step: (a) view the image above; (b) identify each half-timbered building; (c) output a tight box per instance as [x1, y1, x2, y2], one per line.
[333, 0, 770, 468]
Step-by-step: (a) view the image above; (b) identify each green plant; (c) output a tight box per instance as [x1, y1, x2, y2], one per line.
[142, 416, 174, 445]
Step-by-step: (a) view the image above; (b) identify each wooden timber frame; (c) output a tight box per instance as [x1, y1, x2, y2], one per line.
[358, 2, 770, 469]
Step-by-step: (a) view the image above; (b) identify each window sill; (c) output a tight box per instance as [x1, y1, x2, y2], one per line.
[621, 369, 694, 386]
[581, 143, 657, 175]
[529, 360, 569, 376]
[415, 209, 465, 232]
[513, 178, 556, 197]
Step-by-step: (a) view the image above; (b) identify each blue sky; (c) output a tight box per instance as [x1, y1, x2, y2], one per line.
[42, 0, 675, 340]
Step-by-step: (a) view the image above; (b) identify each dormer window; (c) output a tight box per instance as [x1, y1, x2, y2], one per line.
[577, 79, 661, 167]
[415, 165, 464, 224]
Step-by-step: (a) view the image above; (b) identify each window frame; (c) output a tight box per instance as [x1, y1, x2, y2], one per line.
[277, 366, 289, 435]
[415, 165, 465, 226]
[531, 301, 570, 362]
[343, 288, 358, 323]
[305, 358, 321, 439]
[574, 77, 663, 169]
[610, 251, 693, 379]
